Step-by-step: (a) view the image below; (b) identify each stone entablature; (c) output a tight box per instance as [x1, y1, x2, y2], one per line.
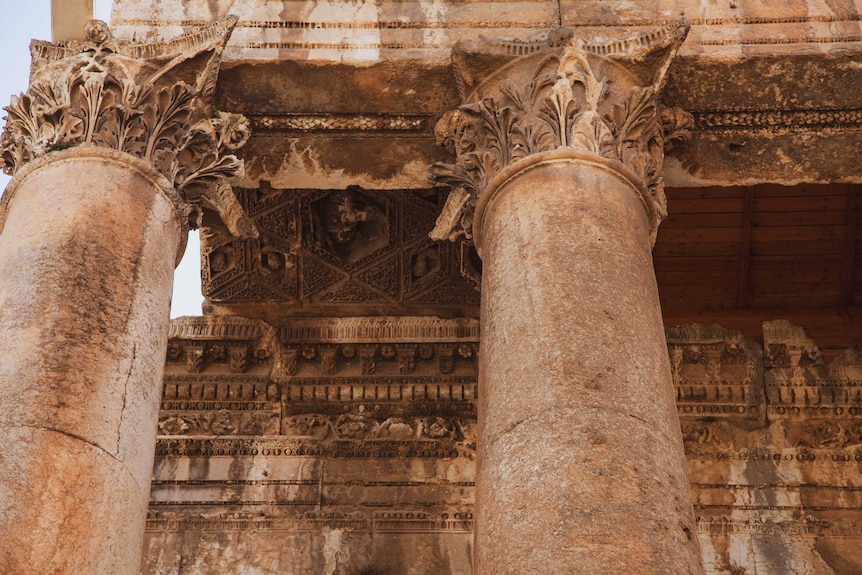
[667, 324, 765, 422]
[147, 315, 478, 574]
[105, 1, 862, 193]
[111, 0, 862, 62]
[149, 317, 862, 574]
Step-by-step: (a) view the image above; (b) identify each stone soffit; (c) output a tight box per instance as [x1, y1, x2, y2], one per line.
[96, 1, 862, 332]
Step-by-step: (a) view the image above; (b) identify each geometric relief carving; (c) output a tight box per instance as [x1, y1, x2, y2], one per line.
[201, 183, 480, 310]
[202, 183, 299, 301]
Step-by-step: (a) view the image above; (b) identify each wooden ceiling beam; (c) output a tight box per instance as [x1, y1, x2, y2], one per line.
[839, 185, 859, 308]
[736, 186, 755, 309]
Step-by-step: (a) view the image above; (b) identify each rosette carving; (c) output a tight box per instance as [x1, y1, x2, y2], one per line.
[0, 17, 256, 237]
[429, 19, 690, 245]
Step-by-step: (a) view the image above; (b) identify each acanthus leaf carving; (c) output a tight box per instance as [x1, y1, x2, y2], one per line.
[0, 17, 256, 239]
[429, 20, 690, 245]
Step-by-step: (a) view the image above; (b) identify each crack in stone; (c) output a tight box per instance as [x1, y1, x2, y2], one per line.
[13, 423, 120, 464]
[117, 342, 136, 456]
[486, 414, 536, 450]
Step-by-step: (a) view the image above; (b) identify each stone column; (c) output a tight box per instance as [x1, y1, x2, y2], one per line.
[431, 22, 705, 575]
[0, 19, 254, 574]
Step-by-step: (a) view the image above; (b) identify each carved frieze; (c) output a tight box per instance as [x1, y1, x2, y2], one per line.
[160, 316, 480, 447]
[428, 20, 691, 245]
[152, 317, 862, 574]
[696, 515, 858, 538]
[0, 18, 254, 238]
[275, 345, 477, 379]
[763, 320, 862, 418]
[154, 436, 472, 460]
[666, 324, 764, 422]
[280, 413, 474, 445]
[249, 113, 429, 133]
[146, 508, 474, 534]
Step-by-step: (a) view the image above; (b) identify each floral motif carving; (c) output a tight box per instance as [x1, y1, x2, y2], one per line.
[787, 419, 862, 449]
[0, 18, 254, 237]
[429, 20, 690, 244]
[280, 413, 469, 444]
[158, 410, 279, 436]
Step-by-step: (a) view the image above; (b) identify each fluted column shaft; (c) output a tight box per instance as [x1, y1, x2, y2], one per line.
[431, 20, 704, 575]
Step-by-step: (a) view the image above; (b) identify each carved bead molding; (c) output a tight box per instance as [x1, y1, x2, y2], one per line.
[429, 19, 691, 247]
[0, 18, 256, 238]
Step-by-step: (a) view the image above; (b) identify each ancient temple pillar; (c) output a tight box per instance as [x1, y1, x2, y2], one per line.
[431, 22, 705, 574]
[0, 19, 253, 574]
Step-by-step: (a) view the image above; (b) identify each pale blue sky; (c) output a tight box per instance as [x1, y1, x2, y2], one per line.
[0, 0, 204, 318]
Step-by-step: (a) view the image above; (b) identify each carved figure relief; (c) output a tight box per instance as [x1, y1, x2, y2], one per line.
[312, 186, 389, 263]
[202, 184, 480, 308]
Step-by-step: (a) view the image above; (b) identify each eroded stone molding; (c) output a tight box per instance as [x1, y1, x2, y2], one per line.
[150, 319, 862, 573]
[0, 18, 255, 238]
[666, 324, 765, 422]
[428, 19, 690, 247]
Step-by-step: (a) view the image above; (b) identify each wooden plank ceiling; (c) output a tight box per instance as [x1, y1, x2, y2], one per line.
[656, 184, 861, 351]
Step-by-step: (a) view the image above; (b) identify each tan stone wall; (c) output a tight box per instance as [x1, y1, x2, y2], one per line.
[144, 317, 862, 575]
[144, 317, 477, 575]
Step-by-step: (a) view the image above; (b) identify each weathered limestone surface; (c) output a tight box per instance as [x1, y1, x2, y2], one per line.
[145, 317, 862, 575]
[0, 150, 182, 574]
[110, 0, 862, 190]
[111, 0, 862, 62]
[475, 157, 703, 574]
[678, 323, 862, 575]
[145, 316, 478, 575]
[0, 2, 853, 573]
[0, 18, 250, 575]
[426, 22, 704, 575]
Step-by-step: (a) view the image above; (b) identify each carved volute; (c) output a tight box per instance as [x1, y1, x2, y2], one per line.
[429, 19, 692, 250]
[0, 17, 256, 242]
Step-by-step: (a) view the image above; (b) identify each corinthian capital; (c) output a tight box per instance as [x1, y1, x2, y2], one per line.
[429, 19, 690, 244]
[0, 18, 256, 238]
